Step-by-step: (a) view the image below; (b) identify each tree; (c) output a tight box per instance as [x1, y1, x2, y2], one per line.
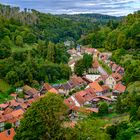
[83, 53, 93, 71]
[14, 93, 68, 140]
[4, 123, 12, 130]
[24, 33, 36, 44]
[15, 35, 23, 47]
[74, 59, 85, 76]
[98, 102, 108, 116]
[46, 42, 55, 62]
[137, 106, 140, 120]
[74, 118, 110, 140]
[5, 71, 19, 85]
[106, 125, 117, 139]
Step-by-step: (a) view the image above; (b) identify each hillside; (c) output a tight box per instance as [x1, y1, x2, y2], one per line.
[57, 13, 121, 23]
[0, 4, 122, 88]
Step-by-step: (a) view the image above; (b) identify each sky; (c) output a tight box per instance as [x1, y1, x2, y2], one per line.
[0, 0, 140, 16]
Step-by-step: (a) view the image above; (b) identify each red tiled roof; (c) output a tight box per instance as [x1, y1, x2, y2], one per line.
[3, 108, 13, 115]
[0, 104, 9, 109]
[48, 88, 58, 94]
[64, 97, 76, 109]
[10, 109, 24, 118]
[98, 96, 112, 101]
[23, 85, 38, 95]
[74, 89, 95, 105]
[82, 76, 93, 83]
[92, 59, 99, 68]
[111, 73, 122, 82]
[27, 99, 35, 105]
[85, 88, 96, 96]
[85, 48, 95, 53]
[86, 108, 98, 113]
[43, 83, 52, 91]
[10, 93, 17, 98]
[114, 83, 126, 93]
[9, 100, 20, 107]
[70, 76, 86, 87]
[0, 128, 15, 140]
[89, 82, 103, 93]
[112, 64, 118, 70]
[116, 66, 124, 73]
[102, 85, 110, 91]
[74, 91, 87, 105]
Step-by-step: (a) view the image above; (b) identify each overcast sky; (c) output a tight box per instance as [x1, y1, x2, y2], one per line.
[0, 0, 140, 16]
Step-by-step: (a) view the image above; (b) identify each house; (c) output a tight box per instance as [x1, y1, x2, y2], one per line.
[88, 59, 99, 73]
[95, 75, 108, 83]
[108, 61, 114, 68]
[74, 91, 88, 106]
[10, 93, 17, 99]
[100, 54, 108, 62]
[85, 48, 95, 55]
[105, 73, 122, 89]
[88, 82, 103, 96]
[82, 76, 93, 84]
[0, 104, 9, 110]
[113, 83, 126, 95]
[69, 75, 87, 89]
[102, 85, 110, 94]
[74, 89, 96, 106]
[40, 83, 52, 94]
[116, 66, 124, 76]
[97, 96, 112, 103]
[9, 100, 20, 108]
[85, 74, 101, 82]
[0, 128, 15, 140]
[64, 97, 78, 110]
[57, 82, 72, 95]
[48, 88, 58, 94]
[111, 64, 119, 72]
[3, 108, 13, 115]
[2, 109, 25, 128]
[23, 85, 38, 96]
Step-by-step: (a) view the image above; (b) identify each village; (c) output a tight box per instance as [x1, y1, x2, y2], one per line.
[0, 45, 126, 139]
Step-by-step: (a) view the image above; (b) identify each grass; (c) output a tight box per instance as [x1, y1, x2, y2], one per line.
[99, 60, 112, 74]
[0, 93, 13, 103]
[0, 79, 11, 93]
[102, 113, 129, 125]
[51, 79, 68, 85]
[0, 79, 13, 103]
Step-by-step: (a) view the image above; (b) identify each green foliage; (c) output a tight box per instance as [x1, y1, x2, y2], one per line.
[15, 35, 23, 47]
[74, 118, 110, 140]
[83, 53, 93, 71]
[14, 93, 68, 140]
[99, 102, 109, 116]
[74, 59, 85, 76]
[99, 60, 112, 74]
[4, 122, 12, 130]
[46, 42, 55, 62]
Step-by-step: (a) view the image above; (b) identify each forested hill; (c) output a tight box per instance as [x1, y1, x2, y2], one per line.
[57, 13, 121, 23]
[0, 3, 120, 87]
[79, 10, 140, 85]
[0, 4, 120, 43]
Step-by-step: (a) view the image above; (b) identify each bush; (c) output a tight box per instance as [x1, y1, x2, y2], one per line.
[98, 102, 108, 116]
[4, 123, 12, 130]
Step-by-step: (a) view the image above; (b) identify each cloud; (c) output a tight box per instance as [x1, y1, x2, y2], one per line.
[0, 0, 139, 16]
